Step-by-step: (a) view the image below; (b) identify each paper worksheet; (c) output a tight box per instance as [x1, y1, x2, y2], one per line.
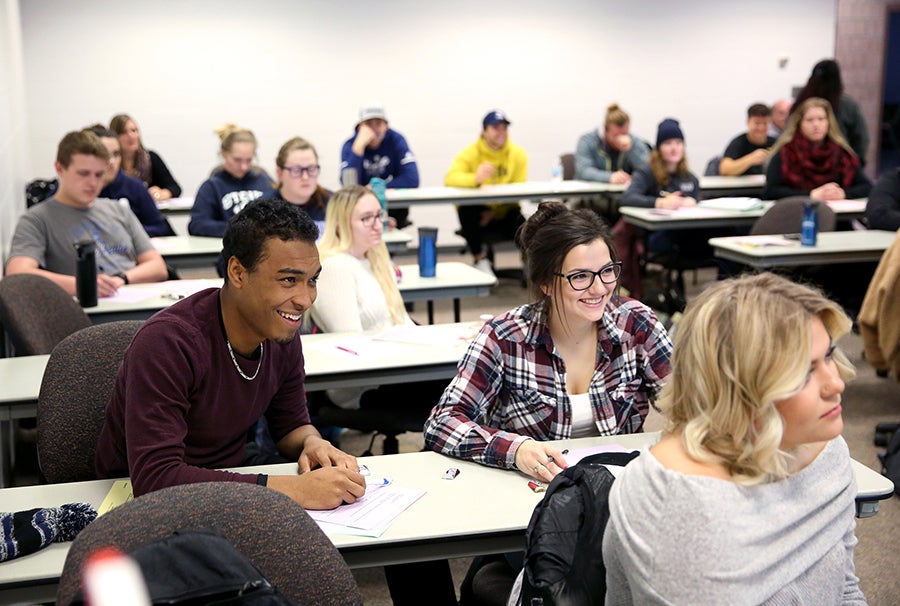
[307, 485, 426, 537]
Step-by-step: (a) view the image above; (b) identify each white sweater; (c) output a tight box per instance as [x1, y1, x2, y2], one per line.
[310, 252, 411, 407]
[603, 436, 866, 605]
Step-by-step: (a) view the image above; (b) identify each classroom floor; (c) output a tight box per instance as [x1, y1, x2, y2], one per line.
[9, 249, 898, 605]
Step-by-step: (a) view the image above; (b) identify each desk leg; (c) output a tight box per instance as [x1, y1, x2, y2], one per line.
[0, 419, 11, 488]
[427, 301, 434, 325]
[453, 299, 461, 322]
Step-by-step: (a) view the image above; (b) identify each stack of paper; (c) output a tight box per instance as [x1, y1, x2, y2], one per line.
[308, 484, 425, 537]
[698, 197, 763, 211]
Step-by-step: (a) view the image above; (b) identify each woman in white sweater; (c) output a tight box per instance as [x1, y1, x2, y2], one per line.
[604, 272, 866, 605]
[312, 184, 409, 334]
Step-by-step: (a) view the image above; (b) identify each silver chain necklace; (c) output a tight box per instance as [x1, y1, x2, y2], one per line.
[226, 339, 264, 381]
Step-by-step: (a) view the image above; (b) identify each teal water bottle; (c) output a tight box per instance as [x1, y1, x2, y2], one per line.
[369, 178, 388, 231]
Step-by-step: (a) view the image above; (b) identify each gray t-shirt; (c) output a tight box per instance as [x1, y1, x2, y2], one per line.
[603, 436, 866, 605]
[9, 197, 154, 276]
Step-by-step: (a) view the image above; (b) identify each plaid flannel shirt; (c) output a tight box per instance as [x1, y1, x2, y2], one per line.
[424, 297, 672, 469]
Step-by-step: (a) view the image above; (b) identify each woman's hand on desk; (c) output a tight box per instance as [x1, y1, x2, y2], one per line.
[268, 468, 366, 510]
[514, 439, 568, 482]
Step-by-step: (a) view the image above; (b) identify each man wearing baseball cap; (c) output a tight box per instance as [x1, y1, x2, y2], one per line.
[445, 109, 528, 276]
[339, 101, 419, 227]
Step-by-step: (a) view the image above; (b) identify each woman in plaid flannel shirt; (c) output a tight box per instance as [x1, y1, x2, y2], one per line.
[425, 201, 672, 484]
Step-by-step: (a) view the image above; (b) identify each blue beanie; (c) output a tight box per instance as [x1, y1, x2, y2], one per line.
[656, 118, 684, 148]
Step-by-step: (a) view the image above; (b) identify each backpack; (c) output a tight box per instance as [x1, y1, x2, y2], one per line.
[73, 529, 299, 605]
[509, 450, 640, 606]
[875, 422, 900, 496]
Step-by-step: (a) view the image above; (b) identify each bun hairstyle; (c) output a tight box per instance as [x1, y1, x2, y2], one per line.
[604, 103, 630, 129]
[516, 200, 617, 305]
[214, 123, 257, 153]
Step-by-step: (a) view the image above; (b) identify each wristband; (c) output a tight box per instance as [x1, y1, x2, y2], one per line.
[114, 272, 130, 285]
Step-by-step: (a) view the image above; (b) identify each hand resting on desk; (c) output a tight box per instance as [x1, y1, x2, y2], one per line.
[515, 439, 569, 482]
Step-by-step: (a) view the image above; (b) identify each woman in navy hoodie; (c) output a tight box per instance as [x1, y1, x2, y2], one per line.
[188, 125, 274, 237]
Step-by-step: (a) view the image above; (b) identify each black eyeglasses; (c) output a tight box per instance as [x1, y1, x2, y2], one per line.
[282, 164, 320, 178]
[557, 262, 622, 290]
[359, 210, 388, 227]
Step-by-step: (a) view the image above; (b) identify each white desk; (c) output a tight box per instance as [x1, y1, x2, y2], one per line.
[82, 262, 494, 325]
[154, 232, 412, 271]
[0, 323, 479, 485]
[157, 179, 765, 215]
[384, 176, 765, 209]
[0, 433, 891, 604]
[155, 196, 195, 215]
[620, 199, 867, 232]
[302, 322, 474, 391]
[0, 322, 475, 411]
[709, 230, 896, 269]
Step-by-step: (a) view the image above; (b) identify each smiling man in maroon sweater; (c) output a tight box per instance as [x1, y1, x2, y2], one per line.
[95, 198, 365, 510]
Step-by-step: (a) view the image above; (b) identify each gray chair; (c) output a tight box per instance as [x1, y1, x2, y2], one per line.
[560, 153, 576, 180]
[0, 274, 91, 356]
[750, 197, 837, 235]
[704, 155, 722, 176]
[56, 482, 364, 606]
[36, 320, 143, 483]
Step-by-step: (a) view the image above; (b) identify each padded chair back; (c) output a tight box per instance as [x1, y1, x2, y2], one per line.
[57, 482, 363, 606]
[560, 153, 576, 180]
[704, 155, 722, 176]
[750, 197, 837, 236]
[37, 320, 143, 483]
[0, 274, 92, 356]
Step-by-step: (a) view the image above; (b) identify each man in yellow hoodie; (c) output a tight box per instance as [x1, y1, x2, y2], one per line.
[445, 110, 528, 276]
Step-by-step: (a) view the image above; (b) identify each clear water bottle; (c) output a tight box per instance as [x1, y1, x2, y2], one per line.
[551, 158, 563, 182]
[800, 201, 819, 247]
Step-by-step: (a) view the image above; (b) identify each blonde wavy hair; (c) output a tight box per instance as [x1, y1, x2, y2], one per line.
[770, 97, 855, 158]
[318, 185, 406, 325]
[658, 273, 854, 485]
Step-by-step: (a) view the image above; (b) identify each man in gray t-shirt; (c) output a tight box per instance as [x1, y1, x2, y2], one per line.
[6, 130, 167, 297]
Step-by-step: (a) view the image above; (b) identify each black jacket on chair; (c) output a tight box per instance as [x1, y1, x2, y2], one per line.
[518, 450, 640, 606]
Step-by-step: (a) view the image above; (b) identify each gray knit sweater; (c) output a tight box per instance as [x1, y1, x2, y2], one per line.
[603, 436, 866, 605]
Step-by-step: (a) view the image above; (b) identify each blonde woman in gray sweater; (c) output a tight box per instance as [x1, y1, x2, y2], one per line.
[604, 272, 866, 605]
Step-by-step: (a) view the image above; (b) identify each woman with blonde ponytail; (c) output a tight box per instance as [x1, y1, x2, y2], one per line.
[188, 124, 274, 237]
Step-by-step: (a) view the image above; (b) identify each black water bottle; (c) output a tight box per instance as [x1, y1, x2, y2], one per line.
[75, 240, 98, 307]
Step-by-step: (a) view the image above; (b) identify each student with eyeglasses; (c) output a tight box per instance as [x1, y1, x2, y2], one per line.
[424, 201, 671, 602]
[311, 185, 457, 605]
[273, 137, 332, 223]
[311, 185, 446, 410]
[426, 200, 671, 473]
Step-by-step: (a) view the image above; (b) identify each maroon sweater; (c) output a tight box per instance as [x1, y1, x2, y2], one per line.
[95, 288, 309, 496]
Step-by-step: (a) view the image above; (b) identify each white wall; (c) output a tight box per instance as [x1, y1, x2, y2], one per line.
[1, 0, 29, 256]
[17, 0, 835, 203]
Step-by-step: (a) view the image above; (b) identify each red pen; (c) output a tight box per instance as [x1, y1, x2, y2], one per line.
[336, 346, 359, 356]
